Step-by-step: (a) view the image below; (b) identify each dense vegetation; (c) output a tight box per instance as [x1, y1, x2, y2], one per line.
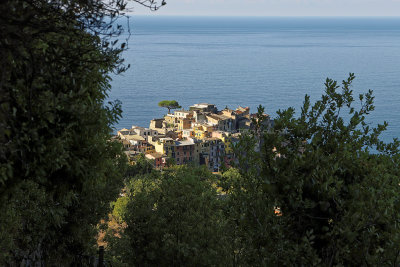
[0, 0, 160, 264]
[2, 0, 400, 265]
[106, 75, 400, 266]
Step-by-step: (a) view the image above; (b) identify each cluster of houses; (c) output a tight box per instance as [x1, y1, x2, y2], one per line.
[116, 103, 272, 172]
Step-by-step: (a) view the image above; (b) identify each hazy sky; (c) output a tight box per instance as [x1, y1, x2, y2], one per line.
[128, 0, 400, 16]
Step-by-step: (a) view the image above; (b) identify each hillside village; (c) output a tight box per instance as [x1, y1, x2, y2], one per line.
[116, 103, 273, 172]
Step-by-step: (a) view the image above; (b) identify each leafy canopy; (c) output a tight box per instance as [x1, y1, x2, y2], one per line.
[0, 0, 142, 264]
[226, 73, 400, 266]
[158, 100, 182, 113]
[105, 165, 229, 266]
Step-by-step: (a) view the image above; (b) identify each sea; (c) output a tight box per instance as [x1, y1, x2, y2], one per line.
[109, 16, 400, 143]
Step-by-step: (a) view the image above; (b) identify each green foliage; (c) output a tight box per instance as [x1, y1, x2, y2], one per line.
[101, 74, 400, 266]
[158, 100, 182, 114]
[225, 73, 400, 266]
[0, 0, 130, 264]
[106, 166, 230, 266]
[125, 154, 154, 178]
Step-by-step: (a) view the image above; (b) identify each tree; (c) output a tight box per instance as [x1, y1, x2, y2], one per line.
[225, 73, 400, 266]
[0, 0, 165, 264]
[158, 100, 182, 114]
[105, 166, 230, 266]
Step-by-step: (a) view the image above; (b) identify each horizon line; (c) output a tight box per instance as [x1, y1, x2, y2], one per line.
[124, 14, 400, 18]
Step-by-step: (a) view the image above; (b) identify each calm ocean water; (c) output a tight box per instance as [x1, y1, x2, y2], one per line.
[109, 16, 400, 143]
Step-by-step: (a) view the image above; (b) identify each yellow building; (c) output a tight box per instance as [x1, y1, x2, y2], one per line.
[193, 123, 215, 139]
[177, 118, 193, 131]
[145, 143, 156, 154]
[189, 138, 207, 165]
[164, 114, 177, 128]
[182, 129, 195, 139]
[203, 124, 215, 133]
[211, 131, 234, 154]
[221, 135, 234, 154]
[226, 140, 234, 154]
[155, 137, 175, 158]
[193, 125, 207, 139]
